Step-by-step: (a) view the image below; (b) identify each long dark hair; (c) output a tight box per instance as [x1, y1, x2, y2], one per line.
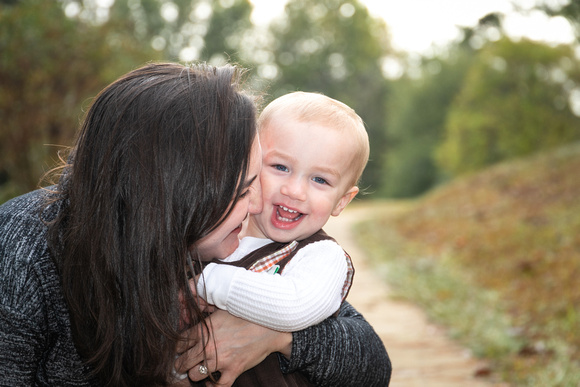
[47, 62, 257, 386]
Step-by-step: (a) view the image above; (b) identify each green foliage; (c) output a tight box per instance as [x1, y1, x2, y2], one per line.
[436, 38, 580, 176]
[0, 0, 157, 200]
[106, 0, 202, 60]
[381, 51, 473, 197]
[201, 0, 253, 65]
[106, 0, 253, 63]
[264, 0, 392, 193]
[0, 0, 257, 202]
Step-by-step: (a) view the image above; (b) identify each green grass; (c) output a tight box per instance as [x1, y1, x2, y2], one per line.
[355, 142, 580, 386]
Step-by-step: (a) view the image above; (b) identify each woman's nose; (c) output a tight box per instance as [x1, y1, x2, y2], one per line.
[248, 181, 263, 215]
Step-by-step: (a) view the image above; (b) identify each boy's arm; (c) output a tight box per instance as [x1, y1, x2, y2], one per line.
[197, 240, 348, 331]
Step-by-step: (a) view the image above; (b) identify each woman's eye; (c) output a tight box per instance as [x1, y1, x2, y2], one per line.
[274, 164, 289, 172]
[313, 177, 328, 185]
[239, 189, 250, 199]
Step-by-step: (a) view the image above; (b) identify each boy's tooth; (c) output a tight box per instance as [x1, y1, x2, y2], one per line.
[276, 206, 303, 222]
[280, 205, 297, 213]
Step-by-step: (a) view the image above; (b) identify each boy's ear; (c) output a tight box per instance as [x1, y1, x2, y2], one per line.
[331, 186, 359, 217]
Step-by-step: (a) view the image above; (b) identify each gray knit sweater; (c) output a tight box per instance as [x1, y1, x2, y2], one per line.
[0, 189, 391, 386]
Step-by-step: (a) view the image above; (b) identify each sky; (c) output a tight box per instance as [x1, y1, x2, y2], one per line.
[249, 0, 576, 56]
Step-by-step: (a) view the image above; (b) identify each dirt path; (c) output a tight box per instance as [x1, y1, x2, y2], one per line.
[324, 203, 507, 387]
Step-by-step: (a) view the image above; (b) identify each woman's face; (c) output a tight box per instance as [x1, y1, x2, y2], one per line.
[195, 138, 262, 260]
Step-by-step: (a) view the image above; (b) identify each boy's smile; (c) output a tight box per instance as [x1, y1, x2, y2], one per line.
[244, 112, 358, 242]
[271, 204, 304, 229]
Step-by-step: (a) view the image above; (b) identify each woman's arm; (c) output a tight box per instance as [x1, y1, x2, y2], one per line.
[175, 302, 391, 387]
[281, 301, 392, 387]
[0, 192, 96, 386]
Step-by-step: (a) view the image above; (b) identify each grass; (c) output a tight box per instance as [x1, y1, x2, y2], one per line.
[355, 142, 580, 386]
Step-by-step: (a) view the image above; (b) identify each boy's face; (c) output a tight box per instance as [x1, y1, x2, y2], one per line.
[245, 113, 358, 242]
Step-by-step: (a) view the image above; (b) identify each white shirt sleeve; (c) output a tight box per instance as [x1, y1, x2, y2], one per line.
[196, 239, 348, 331]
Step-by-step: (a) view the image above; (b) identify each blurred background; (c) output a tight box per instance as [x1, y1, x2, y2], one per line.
[2, 1, 580, 385]
[2, 0, 579, 203]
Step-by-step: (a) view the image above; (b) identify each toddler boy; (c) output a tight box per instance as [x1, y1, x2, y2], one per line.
[196, 91, 369, 331]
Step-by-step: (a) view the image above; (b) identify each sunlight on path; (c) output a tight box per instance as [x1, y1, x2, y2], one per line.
[325, 202, 508, 387]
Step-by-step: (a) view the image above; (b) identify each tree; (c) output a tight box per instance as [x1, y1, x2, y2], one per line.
[0, 0, 256, 202]
[260, 0, 392, 193]
[201, 0, 254, 65]
[381, 51, 472, 197]
[104, 0, 253, 63]
[436, 37, 580, 176]
[378, 12, 507, 197]
[0, 0, 158, 201]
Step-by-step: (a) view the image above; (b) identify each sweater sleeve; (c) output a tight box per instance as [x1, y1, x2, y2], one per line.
[280, 301, 392, 387]
[0, 196, 51, 385]
[0, 191, 95, 386]
[0, 263, 46, 385]
[197, 240, 348, 331]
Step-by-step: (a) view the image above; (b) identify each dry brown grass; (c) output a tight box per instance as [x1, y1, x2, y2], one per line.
[359, 142, 580, 385]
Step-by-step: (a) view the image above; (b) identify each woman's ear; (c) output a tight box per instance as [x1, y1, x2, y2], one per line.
[331, 186, 359, 217]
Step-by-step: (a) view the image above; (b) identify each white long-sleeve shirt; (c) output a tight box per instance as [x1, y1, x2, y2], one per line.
[196, 236, 348, 331]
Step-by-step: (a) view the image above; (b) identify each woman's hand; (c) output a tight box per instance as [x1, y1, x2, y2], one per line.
[175, 309, 292, 386]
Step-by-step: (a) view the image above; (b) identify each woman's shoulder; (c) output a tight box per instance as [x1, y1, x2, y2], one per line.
[0, 188, 60, 310]
[0, 188, 54, 224]
[0, 188, 56, 256]
[1, 186, 55, 212]
[0, 187, 61, 237]
[0, 190, 93, 385]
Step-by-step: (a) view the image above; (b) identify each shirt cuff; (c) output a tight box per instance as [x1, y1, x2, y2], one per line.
[196, 263, 240, 309]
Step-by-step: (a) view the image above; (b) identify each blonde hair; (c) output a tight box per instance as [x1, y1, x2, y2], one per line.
[258, 92, 369, 187]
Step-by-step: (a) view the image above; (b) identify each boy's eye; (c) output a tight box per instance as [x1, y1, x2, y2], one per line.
[312, 177, 328, 185]
[274, 164, 289, 172]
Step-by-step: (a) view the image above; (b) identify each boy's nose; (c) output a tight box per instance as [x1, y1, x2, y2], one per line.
[280, 178, 307, 201]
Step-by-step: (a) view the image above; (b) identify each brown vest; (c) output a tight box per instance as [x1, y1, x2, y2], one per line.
[202, 229, 353, 387]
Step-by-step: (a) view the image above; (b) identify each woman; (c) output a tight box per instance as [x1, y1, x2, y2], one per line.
[0, 62, 391, 386]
